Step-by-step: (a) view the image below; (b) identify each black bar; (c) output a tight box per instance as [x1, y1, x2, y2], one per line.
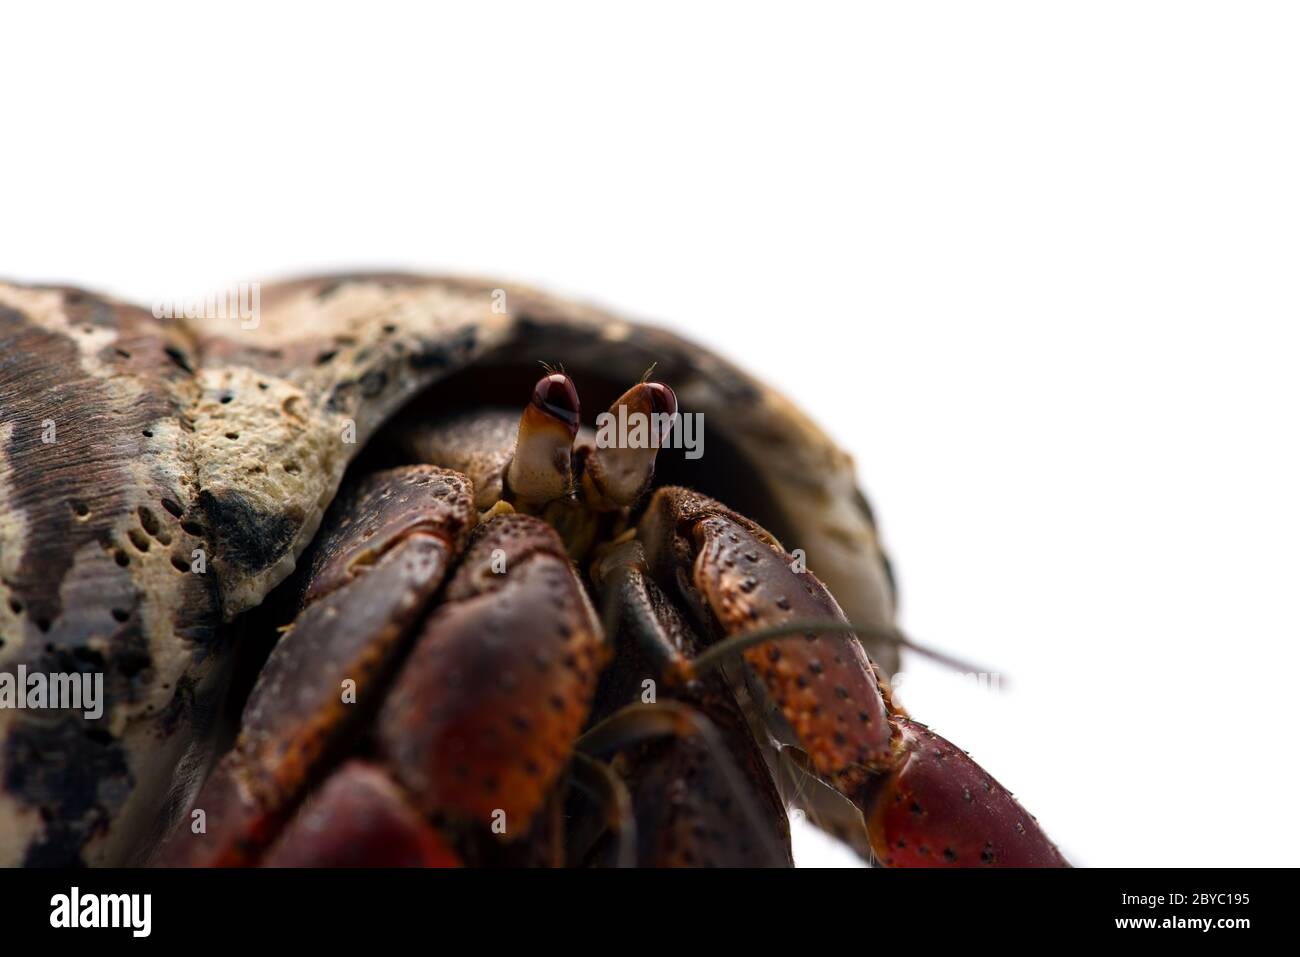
[0, 867, 1280, 944]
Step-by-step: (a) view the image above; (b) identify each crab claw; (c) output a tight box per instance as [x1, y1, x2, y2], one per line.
[866, 718, 1068, 867]
[261, 762, 462, 868]
[506, 371, 581, 506]
[637, 486, 1069, 868]
[582, 379, 678, 510]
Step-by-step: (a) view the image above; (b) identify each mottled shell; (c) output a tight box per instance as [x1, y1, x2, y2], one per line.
[0, 273, 896, 865]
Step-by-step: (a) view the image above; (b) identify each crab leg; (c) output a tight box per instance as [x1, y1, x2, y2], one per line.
[566, 752, 637, 868]
[576, 701, 792, 867]
[637, 486, 1068, 867]
[394, 410, 519, 512]
[583, 538, 792, 867]
[153, 466, 475, 866]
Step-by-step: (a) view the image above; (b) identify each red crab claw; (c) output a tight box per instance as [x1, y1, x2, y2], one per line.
[638, 486, 1068, 867]
[865, 717, 1063, 867]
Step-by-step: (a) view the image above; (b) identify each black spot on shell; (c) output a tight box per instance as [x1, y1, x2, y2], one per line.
[409, 327, 478, 371]
[5, 718, 131, 867]
[164, 346, 195, 374]
[197, 489, 302, 575]
[409, 346, 451, 371]
[137, 506, 160, 536]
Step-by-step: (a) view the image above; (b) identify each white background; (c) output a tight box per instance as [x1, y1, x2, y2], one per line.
[4, 2, 1297, 867]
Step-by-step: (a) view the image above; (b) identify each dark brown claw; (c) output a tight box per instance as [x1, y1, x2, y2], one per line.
[261, 761, 460, 868]
[154, 466, 474, 866]
[299, 466, 476, 605]
[239, 469, 475, 788]
[376, 513, 607, 836]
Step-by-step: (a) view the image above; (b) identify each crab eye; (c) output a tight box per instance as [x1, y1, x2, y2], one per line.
[532, 373, 581, 434]
[507, 372, 582, 506]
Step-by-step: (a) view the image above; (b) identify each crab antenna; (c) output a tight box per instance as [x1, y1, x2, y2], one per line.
[581, 378, 678, 510]
[683, 620, 992, 681]
[505, 371, 581, 506]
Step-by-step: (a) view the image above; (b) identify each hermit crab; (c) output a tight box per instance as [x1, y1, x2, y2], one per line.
[0, 274, 1066, 867]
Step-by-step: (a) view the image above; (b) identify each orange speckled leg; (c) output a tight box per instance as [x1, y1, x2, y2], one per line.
[637, 486, 1068, 868]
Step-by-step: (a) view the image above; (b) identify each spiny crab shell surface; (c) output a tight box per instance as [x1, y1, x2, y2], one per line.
[0, 274, 897, 866]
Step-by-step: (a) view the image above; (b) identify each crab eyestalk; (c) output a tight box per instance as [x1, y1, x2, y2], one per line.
[506, 372, 581, 506]
[582, 380, 678, 510]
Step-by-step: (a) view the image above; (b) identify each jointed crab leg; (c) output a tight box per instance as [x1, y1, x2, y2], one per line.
[637, 486, 1068, 867]
[567, 752, 637, 868]
[154, 466, 476, 866]
[575, 701, 792, 867]
[584, 538, 792, 866]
